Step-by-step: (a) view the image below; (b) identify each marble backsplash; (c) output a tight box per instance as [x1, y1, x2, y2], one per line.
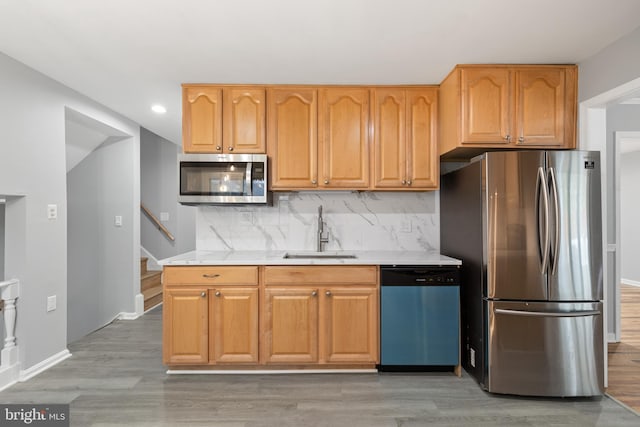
[196, 191, 439, 252]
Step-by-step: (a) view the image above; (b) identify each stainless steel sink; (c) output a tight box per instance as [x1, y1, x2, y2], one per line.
[282, 252, 357, 259]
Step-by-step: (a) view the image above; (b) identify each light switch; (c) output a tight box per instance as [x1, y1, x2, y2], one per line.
[160, 212, 170, 222]
[47, 295, 57, 312]
[47, 204, 57, 220]
[114, 215, 123, 227]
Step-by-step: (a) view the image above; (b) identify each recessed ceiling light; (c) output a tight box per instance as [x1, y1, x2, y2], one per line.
[151, 104, 167, 114]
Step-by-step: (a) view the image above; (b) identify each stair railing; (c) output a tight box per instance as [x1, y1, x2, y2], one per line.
[0, 279, 19, 378]
[140, 203, 175, 242]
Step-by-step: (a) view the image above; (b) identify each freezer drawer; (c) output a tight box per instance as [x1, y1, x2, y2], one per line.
[486, 300, 603, 397]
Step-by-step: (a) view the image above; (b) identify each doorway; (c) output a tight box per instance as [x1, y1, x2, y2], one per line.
[65, 108, 138, 343]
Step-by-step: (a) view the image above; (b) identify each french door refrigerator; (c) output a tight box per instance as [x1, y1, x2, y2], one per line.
[441, 150, 604, 397]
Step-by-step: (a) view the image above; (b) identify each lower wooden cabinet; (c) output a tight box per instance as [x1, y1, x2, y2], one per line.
[209, 287, 259, 363]
[164, 265, 379, 367]
[163, 288, 209, 365]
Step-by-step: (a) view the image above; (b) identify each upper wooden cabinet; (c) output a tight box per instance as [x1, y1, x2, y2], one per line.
[267, 88, 318, 189]
[318, 88, 370, 189]
[439, 65, 577, 160]
[372, 87, 438, 189]
[182, 85, 266, 154]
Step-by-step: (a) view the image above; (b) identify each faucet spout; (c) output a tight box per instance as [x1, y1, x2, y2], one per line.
[317, 205, 329, 252]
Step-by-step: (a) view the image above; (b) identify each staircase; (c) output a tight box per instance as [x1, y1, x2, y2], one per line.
[141, 257, 162, 311]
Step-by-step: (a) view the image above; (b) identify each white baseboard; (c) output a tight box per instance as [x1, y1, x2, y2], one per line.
[19, 349, 71, 382]
[607, 332, 618, 343]
[621, 278, 640, 287]
[135, 293, 145, 316]
[118, 311, 140, 320]
[0, 363, 20, 392]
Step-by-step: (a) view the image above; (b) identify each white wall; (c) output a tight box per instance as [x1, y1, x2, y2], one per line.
[621, 151, 640, 284]
[67, 136, 138, 343]
[579, 25, 640, 338]
[197, 192, 439, 252]
[0, 202, 4, 280]
[0, 51, 140, 370]
[140, 128, 195, 261]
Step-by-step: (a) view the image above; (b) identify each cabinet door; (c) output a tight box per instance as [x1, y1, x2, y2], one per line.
[163, 288, 208, 364]
[321, 287, 378, 363]
[224, 88, 266, 153]
[267, 88, 318, 189]
[372, 89, 406, 188]
[513, 68, 566, 146]
[406, 88, 438, 189]
[263, 287, 319, 364]
[460, 68, 511, 144]
[209, 287, 258, 363]
[319, 88, 370, 188]
[182, 86, 223, 153]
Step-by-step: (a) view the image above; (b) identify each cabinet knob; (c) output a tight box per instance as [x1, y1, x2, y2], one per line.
[216, 146, 222, 151]
[312, 179, 317, 185]
[228, 146, 234, 151]
[407, 180, 412, 186]
[325, 291, 332, 297]
[215, 291, 221, 297]
[324, 180, 329, 185]
[503, 135, 510, 142]
[518, 136, 525, 143]
[200, 291, 206, 298]
[402, 180, 406, 185]
[311, 290, 317, 296]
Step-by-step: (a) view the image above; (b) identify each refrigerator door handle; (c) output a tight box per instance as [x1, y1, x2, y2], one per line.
[535, 167, 550, 274]
[548, 167, 560, 276]
[494, 308, 600, 318]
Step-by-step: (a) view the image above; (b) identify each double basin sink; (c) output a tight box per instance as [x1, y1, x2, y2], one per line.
[282, 251, 357, 259]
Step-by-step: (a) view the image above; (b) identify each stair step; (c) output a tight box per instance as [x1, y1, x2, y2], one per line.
[141, 270, 162, 292]
[142, 284, 162, 300]
[144, 292, 163, 311]
[140, 257, 149, 275]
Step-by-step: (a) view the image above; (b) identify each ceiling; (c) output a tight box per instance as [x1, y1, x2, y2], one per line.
[1, 1, 640, 145]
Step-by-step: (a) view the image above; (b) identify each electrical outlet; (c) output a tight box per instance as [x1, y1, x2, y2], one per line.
[470, 348, 476, 368]
[400, 218, 412, 233]
[47, 204, 57, 220]
[160, 212, 170, 222]
[114, 215, 123, 227]
[47, 295, 57, 312]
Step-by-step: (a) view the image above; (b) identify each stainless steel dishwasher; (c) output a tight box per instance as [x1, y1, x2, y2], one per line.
[379, 265, 460, 371]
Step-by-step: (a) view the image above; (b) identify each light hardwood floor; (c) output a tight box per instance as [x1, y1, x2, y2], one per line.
[608, 284, 640, 412]
[0, 306, 638, 426]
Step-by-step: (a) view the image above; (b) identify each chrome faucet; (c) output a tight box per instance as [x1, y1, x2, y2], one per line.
[317, 205, 329, 252]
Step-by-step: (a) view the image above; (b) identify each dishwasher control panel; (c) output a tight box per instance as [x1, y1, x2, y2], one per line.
[380, 265, 460, 286]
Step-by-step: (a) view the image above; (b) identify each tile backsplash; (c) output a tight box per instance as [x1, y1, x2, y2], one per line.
[196, 191, 439, 252]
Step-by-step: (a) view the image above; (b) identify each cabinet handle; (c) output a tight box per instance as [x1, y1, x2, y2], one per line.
[216, 146, 222, 151]
[228, 146, 234, 151]
[200, 291, 206, 298]
[325, 291, 332, 297]
[311, 290, 317, 296]
[518, 136, 525, 143]
[215, 291, 221, 297]
[324, 180, 329, 185]
[202, 274, 220, 279]
[503, 135, 510, 142]
[311, 179, 317, 185]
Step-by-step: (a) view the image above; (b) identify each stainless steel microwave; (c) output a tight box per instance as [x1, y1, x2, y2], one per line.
[178, 153, 270, 205]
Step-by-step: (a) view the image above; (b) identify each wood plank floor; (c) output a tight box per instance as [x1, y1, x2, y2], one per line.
[608, 284, 640, 412]
[0, 307, 638, 426]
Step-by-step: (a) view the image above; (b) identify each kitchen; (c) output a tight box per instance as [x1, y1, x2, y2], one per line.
[1, 1, 640, 425]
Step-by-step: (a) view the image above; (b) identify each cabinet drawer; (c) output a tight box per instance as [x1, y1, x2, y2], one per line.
[164, 266, 258, 286]
[264, 266, 377, 285]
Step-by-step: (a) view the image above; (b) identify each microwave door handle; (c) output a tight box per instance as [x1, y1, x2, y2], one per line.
[245, 162, 252, 196]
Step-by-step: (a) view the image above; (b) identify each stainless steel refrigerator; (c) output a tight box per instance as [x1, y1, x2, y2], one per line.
[440, 150, 604, 397]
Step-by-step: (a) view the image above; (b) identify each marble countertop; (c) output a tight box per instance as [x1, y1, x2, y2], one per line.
[159, 250, 461, 266]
